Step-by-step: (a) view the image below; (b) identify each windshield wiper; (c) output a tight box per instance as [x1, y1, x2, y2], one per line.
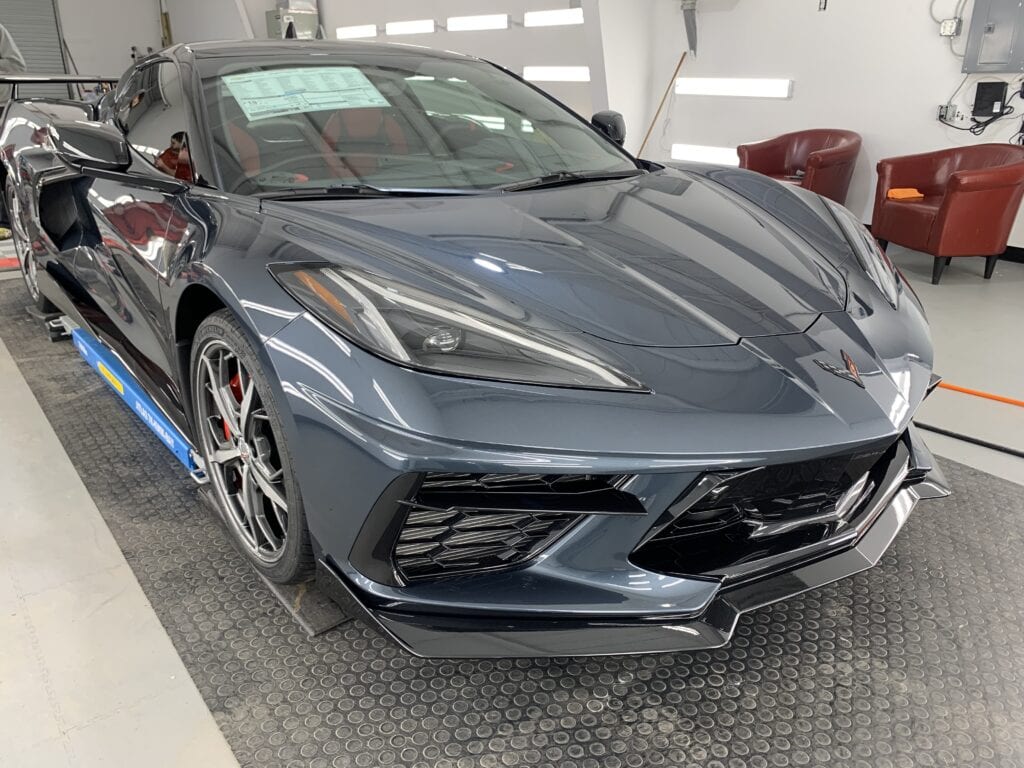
[496, 168, 647, 193]
[256, 184, 473, 201]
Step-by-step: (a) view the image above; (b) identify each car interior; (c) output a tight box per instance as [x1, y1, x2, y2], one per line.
[202, 62, 593, 194]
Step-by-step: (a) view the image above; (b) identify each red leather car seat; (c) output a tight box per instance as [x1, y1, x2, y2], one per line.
[227, 122, 261, 176]
[322, 108, 409, 177]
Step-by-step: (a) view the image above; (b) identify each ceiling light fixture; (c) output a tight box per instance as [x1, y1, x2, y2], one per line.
[523, 8, 584, 27]
[671, 144, 740, 165]
[447, 14, 509, 31]
[523, 66, 591, 82]
[336, 24, 377, 39]
[675, 77, 793, 99]
[385, 19, 436, 36]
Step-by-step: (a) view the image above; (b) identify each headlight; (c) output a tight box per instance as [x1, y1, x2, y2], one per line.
[271, 264, 647, 392]
[825, 199, 900, 308]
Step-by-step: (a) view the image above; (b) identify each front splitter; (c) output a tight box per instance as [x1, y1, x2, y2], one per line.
[322, 469, 949, 658]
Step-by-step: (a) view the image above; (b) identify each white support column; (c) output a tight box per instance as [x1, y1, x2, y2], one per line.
[582, 0, 610, 116]
[584, 0, 683, 155]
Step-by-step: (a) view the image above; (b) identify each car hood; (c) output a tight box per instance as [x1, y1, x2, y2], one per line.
[265, 169, 848, 348]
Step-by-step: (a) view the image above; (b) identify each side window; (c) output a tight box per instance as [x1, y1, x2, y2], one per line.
[120, 62, 194, 183]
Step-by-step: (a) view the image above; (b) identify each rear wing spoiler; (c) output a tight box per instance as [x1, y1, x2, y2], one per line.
[0, 74, 118, 100]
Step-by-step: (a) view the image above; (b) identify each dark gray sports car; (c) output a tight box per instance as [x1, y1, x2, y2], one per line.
[1, 41, 948, 657]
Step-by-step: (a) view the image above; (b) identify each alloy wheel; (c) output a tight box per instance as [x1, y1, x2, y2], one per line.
[195, 339, 290, 563]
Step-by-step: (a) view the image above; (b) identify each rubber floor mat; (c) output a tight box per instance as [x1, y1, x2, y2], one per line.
[1, 280, 1022, 768]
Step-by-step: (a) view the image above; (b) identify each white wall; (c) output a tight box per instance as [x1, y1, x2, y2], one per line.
[647, 0, 1024, 242]
[588, 0, 681, 155]
[159, 0, 651, 127]
[324, 0, 597, 117]
[57, 0, 162, 77]
[239, 0, 272, 34]
[164, 0, 253, 43]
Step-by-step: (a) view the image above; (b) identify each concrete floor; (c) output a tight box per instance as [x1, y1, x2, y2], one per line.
[0, 244, 1021, 766]
[890, 246, 1024, 485]
[0, 328, 237, 767]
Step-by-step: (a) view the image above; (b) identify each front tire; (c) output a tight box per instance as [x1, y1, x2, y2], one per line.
[4, 177, 57, 313]
[191, 310, 314, 584]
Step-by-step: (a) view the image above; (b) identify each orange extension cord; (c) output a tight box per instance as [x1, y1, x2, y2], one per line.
[937, 382, 1024, 409]
[916, 382, 1024, 459]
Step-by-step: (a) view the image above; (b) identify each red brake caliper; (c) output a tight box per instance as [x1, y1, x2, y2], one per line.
[223, 372, 243, 440]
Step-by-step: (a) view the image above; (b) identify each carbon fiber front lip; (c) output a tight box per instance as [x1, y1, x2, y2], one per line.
[320, 461, 950, 658]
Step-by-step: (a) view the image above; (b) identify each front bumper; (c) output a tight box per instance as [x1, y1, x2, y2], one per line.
[265, 296, 946, 658]
[320, 450, 950, 658]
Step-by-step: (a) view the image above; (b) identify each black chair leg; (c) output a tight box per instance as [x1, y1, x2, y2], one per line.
[931, 257, 949, 285]
[984, 254, 999, 279]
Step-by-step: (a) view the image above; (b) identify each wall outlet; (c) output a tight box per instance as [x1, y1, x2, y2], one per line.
[938, 104, 968, 124]
[938, 104, 968, 123]
[939, 17, 962, 36]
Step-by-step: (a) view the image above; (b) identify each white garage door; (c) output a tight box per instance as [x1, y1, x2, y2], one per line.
[0, 0, 70, 98]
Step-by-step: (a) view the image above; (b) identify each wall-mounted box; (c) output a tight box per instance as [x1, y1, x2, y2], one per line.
[963, 0, 1024, 73]
[266, 10, 319, 40]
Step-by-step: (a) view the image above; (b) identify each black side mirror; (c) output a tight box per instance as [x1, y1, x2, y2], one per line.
[49, 120, 131, 173]
[591, 110, 626, 146]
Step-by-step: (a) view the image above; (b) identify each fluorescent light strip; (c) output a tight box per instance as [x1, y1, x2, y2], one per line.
[675, 77, 793, 99]
[671, 144, 740, 166]
[524, 8, 584, 27]
[336, 24, 377, 39]
[447, 14, 509, 31]
[523, 66, 590, 82]
[385, 19, 436, 36]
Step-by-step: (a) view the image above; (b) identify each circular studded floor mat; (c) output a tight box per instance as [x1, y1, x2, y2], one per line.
[1, 280, 1022, 768]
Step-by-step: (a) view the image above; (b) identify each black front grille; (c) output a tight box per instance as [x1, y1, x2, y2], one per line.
[631, 438, 901, 577]
[394, 473, 637, 581]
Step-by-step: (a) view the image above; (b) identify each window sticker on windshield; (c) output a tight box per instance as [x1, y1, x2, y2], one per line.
[222, 66, 390, 121]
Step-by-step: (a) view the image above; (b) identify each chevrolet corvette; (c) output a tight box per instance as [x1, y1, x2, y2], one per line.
[0, 41, 949, 657]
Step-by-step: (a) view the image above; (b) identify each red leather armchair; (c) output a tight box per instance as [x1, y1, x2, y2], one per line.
[737, 129, 862, 204]
[872, 144, 1024, 284]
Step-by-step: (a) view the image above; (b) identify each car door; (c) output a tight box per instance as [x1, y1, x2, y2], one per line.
[73, 59, 197, 415]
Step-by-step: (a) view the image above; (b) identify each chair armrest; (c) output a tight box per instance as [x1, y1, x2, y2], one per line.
[876, 148, 958, 192]
[737, 135, 790, 174]
[929, 167, 1024, 255]
[807, 143, 858, 169]
[948, 163, 1024, 192]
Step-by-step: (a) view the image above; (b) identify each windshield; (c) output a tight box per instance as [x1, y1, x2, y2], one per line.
[198, 52, 637, 195]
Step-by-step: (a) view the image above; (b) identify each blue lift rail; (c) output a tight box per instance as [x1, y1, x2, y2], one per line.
[69, 323, 206, 481]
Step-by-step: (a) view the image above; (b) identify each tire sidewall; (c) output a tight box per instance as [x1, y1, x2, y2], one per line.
[5, 176, 56, 313]
[190, 309, 314, 584]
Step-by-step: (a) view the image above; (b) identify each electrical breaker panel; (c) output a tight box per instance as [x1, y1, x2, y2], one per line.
[963, 0, 1024, 73]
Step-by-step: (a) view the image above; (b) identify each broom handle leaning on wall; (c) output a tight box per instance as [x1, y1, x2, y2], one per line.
[637, 50, 688, 159]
